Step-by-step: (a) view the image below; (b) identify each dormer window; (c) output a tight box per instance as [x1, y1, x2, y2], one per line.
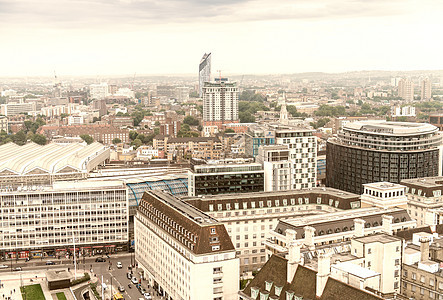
[260, 292, 269, 300]
[212, 245, 220, 251]
[286, 291, 294, 300]
[274, 286, 282, 296]
[251, 287, 260, 299]
[265, 280, 273, 292]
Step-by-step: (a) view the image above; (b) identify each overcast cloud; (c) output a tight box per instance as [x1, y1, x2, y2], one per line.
[0, 0, 442, 76]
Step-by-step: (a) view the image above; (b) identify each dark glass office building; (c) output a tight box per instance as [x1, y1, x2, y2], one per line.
[326, 121, 442, 194]
[188, 162, 264, 196]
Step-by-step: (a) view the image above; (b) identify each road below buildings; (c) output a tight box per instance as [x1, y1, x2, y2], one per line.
[0, 253, 163, 300]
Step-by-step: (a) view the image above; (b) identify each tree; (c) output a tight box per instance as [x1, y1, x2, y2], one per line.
[80, 134, 94, 145]
[112, 138, 122, 144]
[154, 121, 161, 126]
[93, 117, 101, 123]
[239, 112, 255, 123]
[310, 118, 330, 129]
[315, 105, 346, 117]
[129, 131, 139, 141]
[13, 131, 27, 146]
[224, 128, 235, 133]
[31, 134, 47, 145]
[183, 116, 200, 126]
[131, 138, 143, 149]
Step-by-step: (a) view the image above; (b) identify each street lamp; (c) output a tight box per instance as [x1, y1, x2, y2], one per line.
[72, 232, 78, 280]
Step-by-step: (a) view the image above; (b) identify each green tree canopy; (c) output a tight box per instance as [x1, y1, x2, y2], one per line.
[31, 134, 47, 145]
[183, 116, 200, 126]
[112, 138, 122, 144]
[80, 134, 94, 145]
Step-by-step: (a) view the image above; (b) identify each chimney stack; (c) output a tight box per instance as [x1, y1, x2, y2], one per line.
[304, 226, 316, 250]
[382, 215, 394, 235]
[354, 218, 366, 237]
[316, 252, 332, 298]
[287, 229, 303, 282]
[420, 237, 430, 262]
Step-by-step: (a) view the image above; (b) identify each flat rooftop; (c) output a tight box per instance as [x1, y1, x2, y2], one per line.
[344, 120, 438, 135]
[354, 233, 402, 244]
[401, 176, 443, 188]
[148, 190, 219, 225]
[0, 180, 125, 195]
[363, 182, 405, 190]
[280, 207, 397, 227]
[46, 270, 73, 281]
[181, 187, 359, 201]
[333, 261, 380, 279]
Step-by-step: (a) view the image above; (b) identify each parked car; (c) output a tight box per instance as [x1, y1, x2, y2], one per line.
[116, 262, 122, 269]
[95, 257, 106, 262]
[45, 261, 55, 265]
[12, 267, 22, 271]
[118, 286, 125, 292]
[0, 264, 8, 269]
[144, 293, 152, 300]
[127, 272, 132, 279]
[131, 277, 138, 284]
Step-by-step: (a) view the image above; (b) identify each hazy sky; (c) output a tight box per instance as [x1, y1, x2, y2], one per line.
[0, 0, 442, 76]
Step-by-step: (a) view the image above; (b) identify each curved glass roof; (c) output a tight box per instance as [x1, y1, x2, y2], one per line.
[127, 178, 188, 207]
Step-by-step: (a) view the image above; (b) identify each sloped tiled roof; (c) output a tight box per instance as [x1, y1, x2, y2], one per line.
[395, 226, 433, 241]
[241, 254, 385, 300]
[138, 191, 235, 255]
[242, 255, 288, 298]
[320, 278, 383, 300]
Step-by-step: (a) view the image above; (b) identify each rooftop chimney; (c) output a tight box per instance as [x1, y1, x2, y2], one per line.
[286, 229, 303, 282]
[304, 226, 316, 250]
[354, 218, 365, 237]
[420, 237, 430, 262]
[382, 215, 394, 235]
[316, 252, 332, 298]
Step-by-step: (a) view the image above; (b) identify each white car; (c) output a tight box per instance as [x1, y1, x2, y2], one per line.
[131, 277, 138, 284]
[116, 261, 122, 269]
[0, 265, 8, 269]
[144, 293, 152, 300]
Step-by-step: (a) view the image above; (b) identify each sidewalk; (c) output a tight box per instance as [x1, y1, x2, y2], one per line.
[0, 270, 51, 300]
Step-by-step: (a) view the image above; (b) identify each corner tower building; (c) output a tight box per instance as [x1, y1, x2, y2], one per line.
[326, 121, 443, 194]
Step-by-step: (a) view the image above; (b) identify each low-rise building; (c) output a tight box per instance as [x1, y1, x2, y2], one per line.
[401, 233, 443, 299]
[240, 233, 401, 299]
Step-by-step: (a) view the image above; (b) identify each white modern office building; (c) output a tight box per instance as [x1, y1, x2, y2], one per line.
[0, 180, 129, 259]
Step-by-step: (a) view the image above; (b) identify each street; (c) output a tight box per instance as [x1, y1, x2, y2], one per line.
[0, 253, 162, 300]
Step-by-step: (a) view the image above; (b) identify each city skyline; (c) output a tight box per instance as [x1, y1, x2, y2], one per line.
[1, 0, 443, 76]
